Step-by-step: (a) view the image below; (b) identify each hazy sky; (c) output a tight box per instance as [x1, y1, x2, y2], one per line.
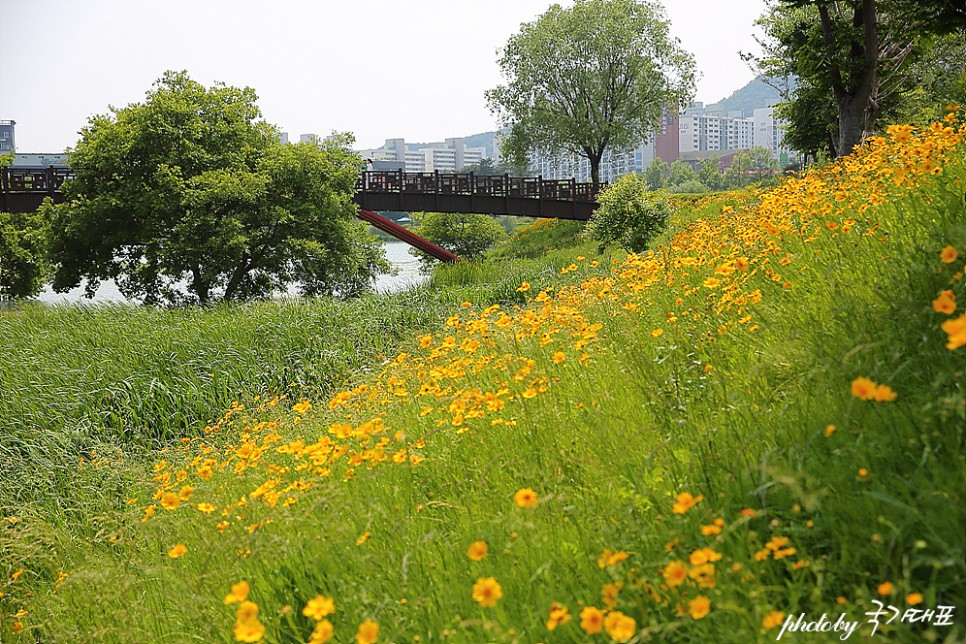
[0, 0, 767, 153]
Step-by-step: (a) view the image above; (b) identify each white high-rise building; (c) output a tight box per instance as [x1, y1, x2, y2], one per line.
[679, 114, 754, 153]
[753, 108, 795, 164]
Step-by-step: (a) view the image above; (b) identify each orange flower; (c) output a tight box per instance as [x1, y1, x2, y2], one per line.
[601, 581, 623, 609]
[603, 610, 636, 643]
[932, 290, 957, 314]
[471, 577, 503, 607]
[579, 606, 604, 634]
[167, 543, 187, 559]
[762, 611, 784, 630]
[662, 560, 688, 587]
[546, 602, 572, 630]
[672, 492, 703, 514]
[514, 487, 538, 508]
[598, 548, 630, 568]
[466, 540, 488, 561]
[224, 580, 250, 605]
[356, 619, 379, 644]
[873, 384, 897, 402]
[309, 619, 334, 644]
[940, 245, 959, 264]
[906, 593, 924, 606]
[159, 492, 180, 510]
[850, 377, 877, 400]
[303, 595, 335, 620]
[688, 595, 711, 619]
[878, 581, 895, 596]
[941, 313, 966, 349]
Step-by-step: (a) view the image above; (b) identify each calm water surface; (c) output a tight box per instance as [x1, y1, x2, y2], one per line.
[38, 240, 427, 304]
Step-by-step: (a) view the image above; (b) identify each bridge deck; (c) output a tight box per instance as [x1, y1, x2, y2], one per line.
[0, 168, 603, 221]
[353, 171, 601, 220]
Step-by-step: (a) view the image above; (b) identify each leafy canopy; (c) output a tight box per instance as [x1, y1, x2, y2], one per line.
[586, 174, 671, 253]
[47, 71, 387, 305]
[486, 0, 696, 184]
[410, 212, 508, 270]
[0, 209, 49, 300]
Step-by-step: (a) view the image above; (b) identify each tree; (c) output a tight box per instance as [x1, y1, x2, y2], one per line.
[45, 71, 387, 305]
[748, 0, 966, 157]
[698, 156, 724, 190]
[585, 173, 672, 252]
[747, 147, 780, 180]
[0, 210, 49, 300]
[727, 151, 753, 188]
[409, 212, 508, 270]
[667, 158, 696, 187]
[486, 0, 696, 185]
[644, 158, 669, 190]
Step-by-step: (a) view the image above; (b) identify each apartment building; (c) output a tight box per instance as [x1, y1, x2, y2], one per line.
[356, 137, 486, 173]
[679, 113, 754, 153]
[753, 108, 795, 165]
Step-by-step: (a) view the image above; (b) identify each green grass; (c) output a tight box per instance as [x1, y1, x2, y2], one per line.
[2, 124, 965, 642]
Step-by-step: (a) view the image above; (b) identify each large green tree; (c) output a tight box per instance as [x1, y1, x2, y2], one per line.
[409, 212, 507, 270]
[749, 0, 966, 158]
[486, 0, 696, 185]
[46, 71, 387, 305]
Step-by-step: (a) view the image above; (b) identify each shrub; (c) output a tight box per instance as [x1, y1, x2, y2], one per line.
[410, 212, 508, 269]
[586, 173, 672, 252]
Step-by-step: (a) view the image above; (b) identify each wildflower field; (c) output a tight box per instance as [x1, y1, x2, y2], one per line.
[2, 115, 965, 642]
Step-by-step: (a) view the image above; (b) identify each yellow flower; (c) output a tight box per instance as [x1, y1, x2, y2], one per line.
[309, 619, 334, 644]
[824, 424, 837, 437]
[466, 540, 488, 561]
[159, 492, 180, 510]
[940, 245, 959, 264]
[514, 487, 538, 508]
[12, 622, 24, 635]
[651, 328, 664, 338]
[601, 581, 623, 609]
[850, 377, 877, 400]
[689, 547, 722, 565]
[858, 468, 869, 479]
[672, 491, 703, 514]
[580, 606, 604, 634]
[906, 593, 924, 606]
[546, 602, 572, 630]
[303, 595, 335, 620]
[472, 577, 503, 607]
[356, 619, 379, 644]
[941, 313, 966, 349]
[688, 595, 711, 620]
[662, 560, 688, 587]
[603, 610, 636, 643]
[878, 581, 895, 596]
[292, 400, 312, 414]
[873, 384, 897, 402]
[762, 611, 784, 630]
[932, 289, 957, 314]
[552, 351, 566, 364]
[517, 281, 531, 292]
[233, 602, 265, 642]
[178, 485, 193, 501]
[598, 548, 630, 568]
[224, 580, 251, 604]
[355, 531, 371, 546]
[167, 543, 187, 559]
[197, 502, 216, 513]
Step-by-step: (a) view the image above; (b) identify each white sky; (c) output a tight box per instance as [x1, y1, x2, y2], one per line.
[0, 0, 767, 153]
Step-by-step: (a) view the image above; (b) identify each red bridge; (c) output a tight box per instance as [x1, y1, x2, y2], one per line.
[1, 167, 603, 263]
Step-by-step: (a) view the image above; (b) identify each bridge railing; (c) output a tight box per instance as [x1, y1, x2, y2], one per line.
[1, 167, 75, 194]
[356, 171, 603, 202]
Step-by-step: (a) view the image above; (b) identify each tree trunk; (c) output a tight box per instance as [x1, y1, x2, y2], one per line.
[836, 93, 870, 157]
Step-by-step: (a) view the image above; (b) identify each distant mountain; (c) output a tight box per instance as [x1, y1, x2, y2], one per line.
[702, 76, 796, 118]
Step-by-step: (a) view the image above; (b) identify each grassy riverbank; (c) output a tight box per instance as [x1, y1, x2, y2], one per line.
[2, 117, 965, 642]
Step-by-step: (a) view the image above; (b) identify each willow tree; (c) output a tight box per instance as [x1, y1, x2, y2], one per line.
[486, 0, 696, 185]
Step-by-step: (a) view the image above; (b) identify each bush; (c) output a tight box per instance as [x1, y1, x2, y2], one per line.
[585, 173, 672, 252]
[410, 212, 508, 269]
[0, 209, 49, 300]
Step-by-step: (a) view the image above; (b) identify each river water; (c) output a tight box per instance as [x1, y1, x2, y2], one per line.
[37, 240, 426, 305]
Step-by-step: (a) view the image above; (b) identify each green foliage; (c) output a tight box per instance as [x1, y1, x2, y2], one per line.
[486, 0, 695, 183]
[0, 210, 49, 300]
[748, 1, 966, 157]
[46, 71, 387, 305]
[666, 158, 696, 187]
[489, 218, 588, 259]
[698, 156, 724, 190]
[586, 173, 671, 252]
[0, 153, 12, 168]
[410, 212, 508, 269]
[644, 157, 669, 190]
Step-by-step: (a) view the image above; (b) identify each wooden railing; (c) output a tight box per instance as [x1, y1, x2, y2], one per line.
[356, 171, 603, 202]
